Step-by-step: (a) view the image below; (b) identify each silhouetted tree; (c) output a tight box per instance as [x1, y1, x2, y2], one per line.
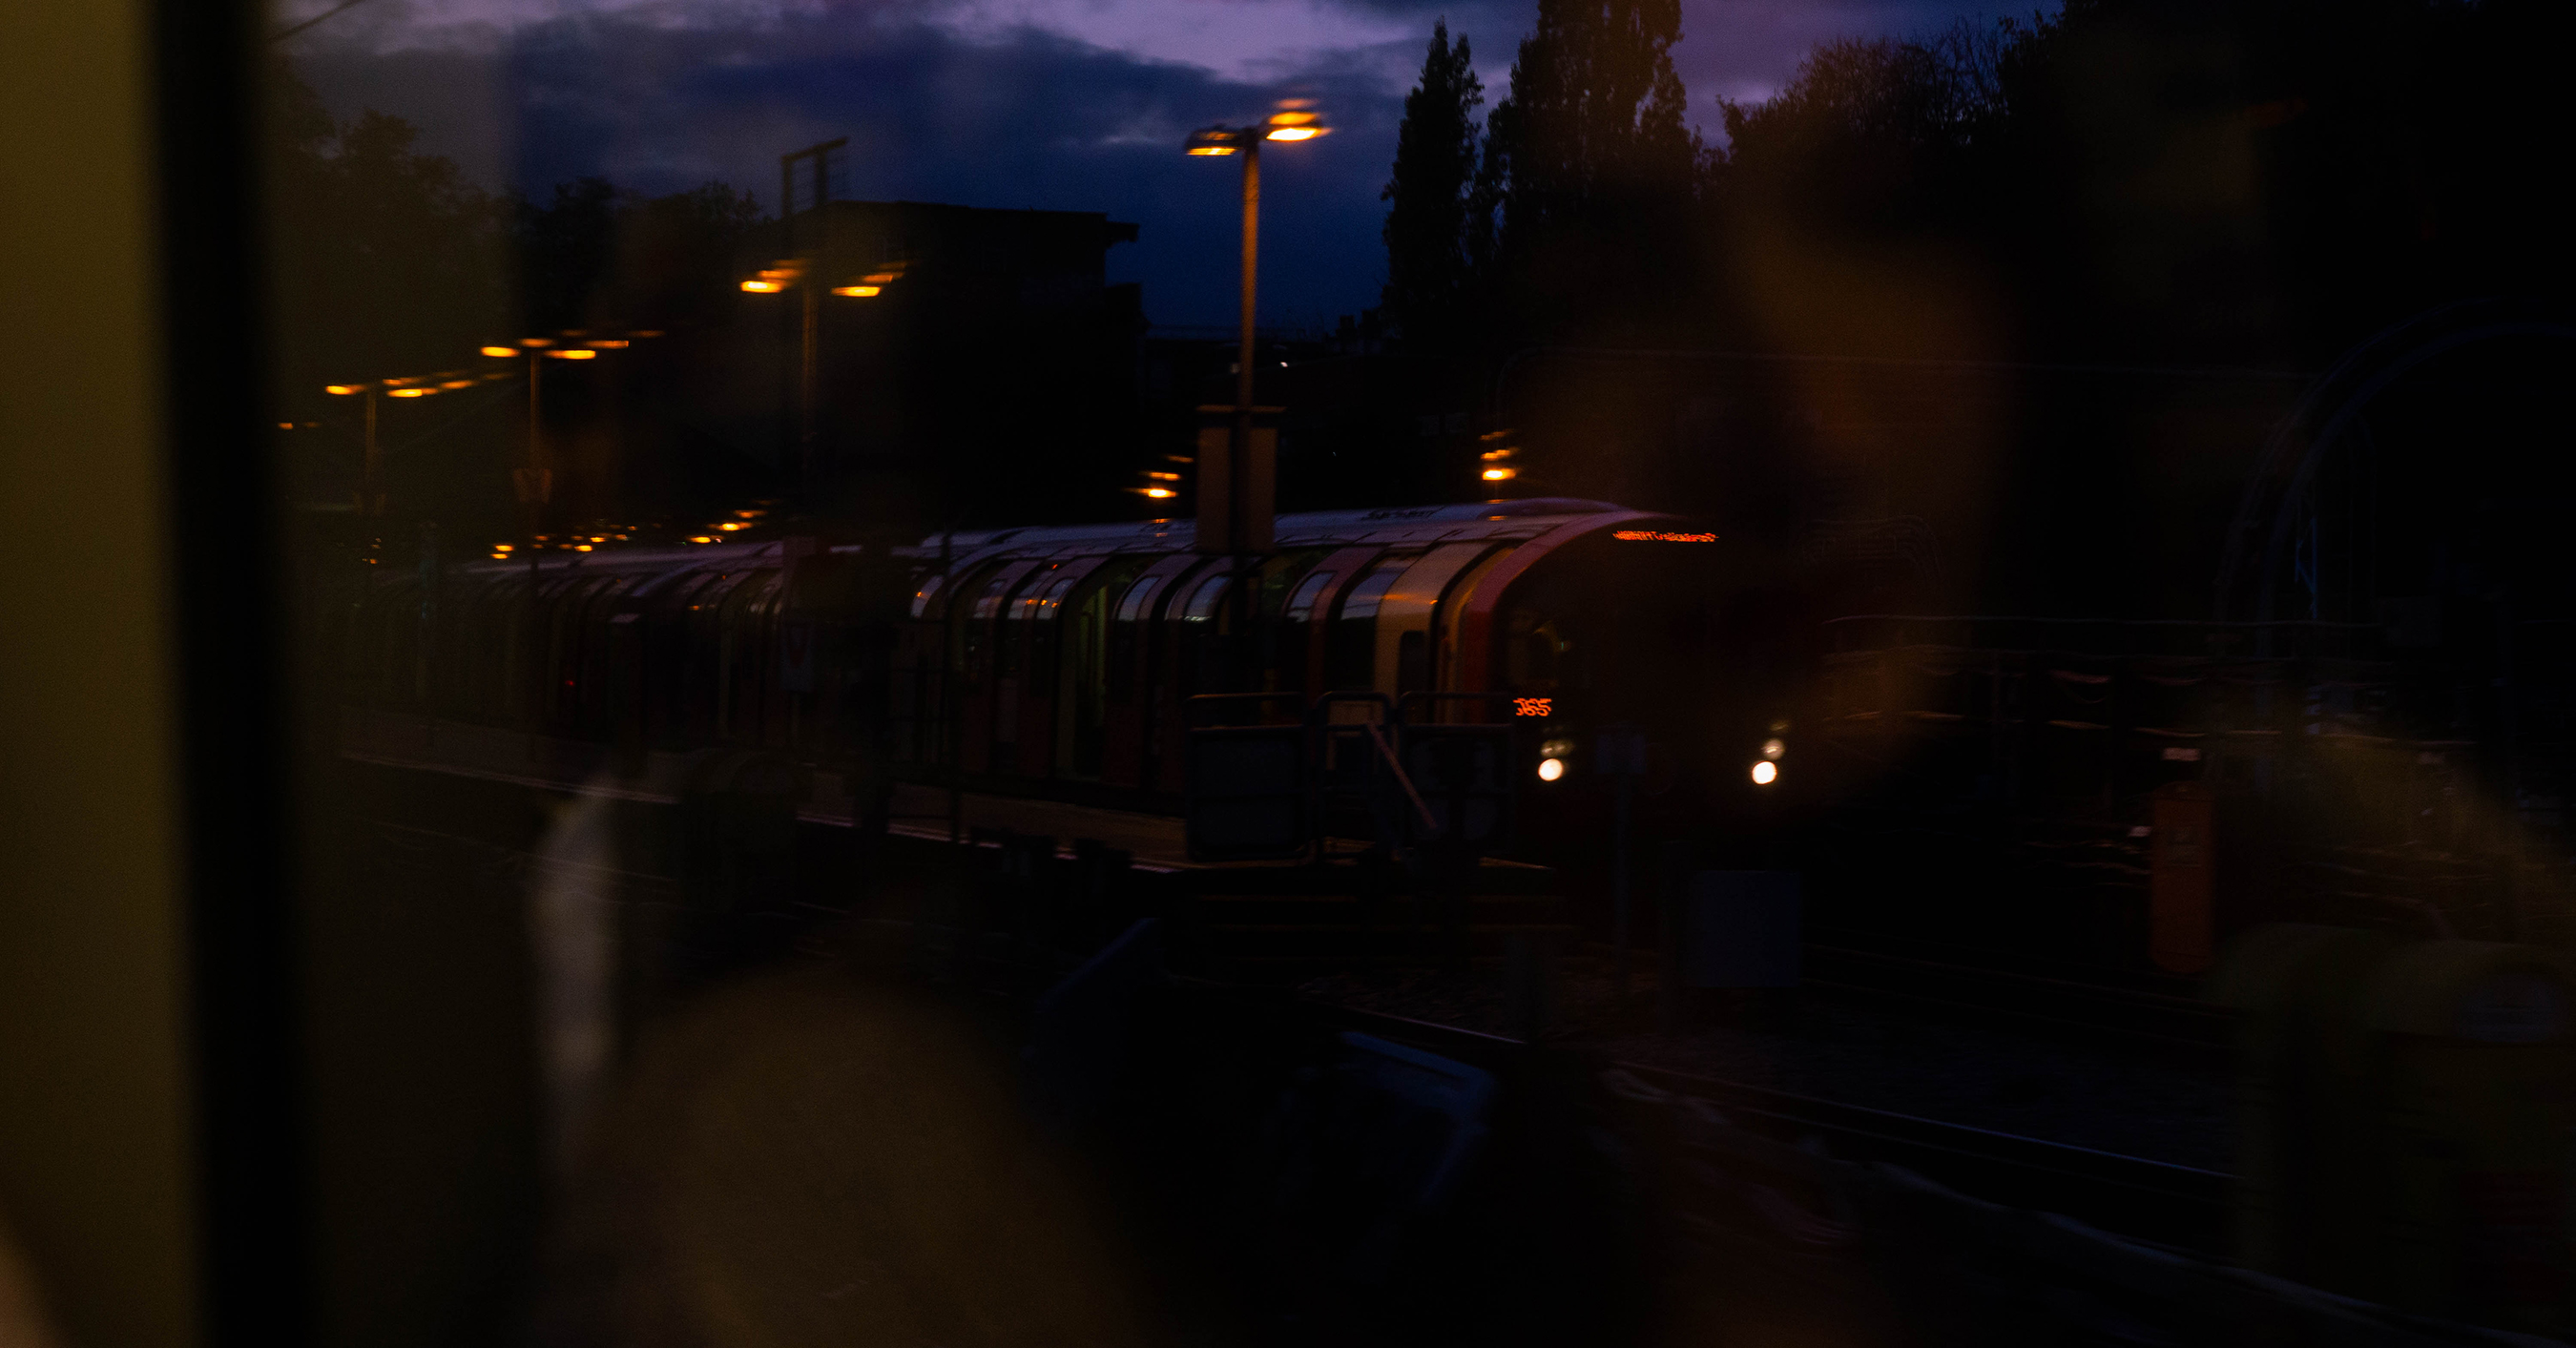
[512, 178, 764, 335]
[1381, 20, 1485, 346]
[264, 65, 510, 401]
[1481, 0, 1702, 342]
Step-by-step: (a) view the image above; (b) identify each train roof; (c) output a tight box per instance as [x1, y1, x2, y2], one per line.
[447, 498, 1679, 581]
[903, 498, 1662, 562]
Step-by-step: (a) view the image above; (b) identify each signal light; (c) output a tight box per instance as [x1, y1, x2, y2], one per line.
[1751, 760, 1777, 785]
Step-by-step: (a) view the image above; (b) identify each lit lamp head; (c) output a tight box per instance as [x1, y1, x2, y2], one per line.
[1185, 127, 1245, 156]
[480, 345, 518, 358]
[1262, 102, 1329, 142]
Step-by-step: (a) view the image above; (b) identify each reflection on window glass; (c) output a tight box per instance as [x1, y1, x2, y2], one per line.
[186, 0, 2576, 1343]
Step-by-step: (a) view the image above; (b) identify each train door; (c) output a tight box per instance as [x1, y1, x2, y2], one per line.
[1153, 557, 1236, 792]
[1325, 551, 1421, 699]
[1241, 550, 1335, 706]
[717, 568, 781, 743]
[1100, 553, 1195, 788]
[957, 558, 1042, 775]
[1372, 542, 1499, 702]
[1016, 555, 1113, 779]
[992, 561, 1070, 774]
[634, 568, 709, 752]
[1285, 546, 1381, 700]
[1432, 544, 1520, 712]
[1058, 555, 1149, 780]
[894, 556, 1001, 769]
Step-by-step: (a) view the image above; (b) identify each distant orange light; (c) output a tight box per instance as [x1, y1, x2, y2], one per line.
[574, 544, 593, 551]
[688, 535, 714, 544]
[388, 387, 429, 398]
[631, 330, 664, 339]
[1147, 471, 1181, 481]
[1481, 467, 1516, 482]
[480, 345, 517, 358]
[1143, 487, 1176, 499]
[1611, 529, 1716, 543]
[277, 422, 294, 429]
[1187, 146, 1237, 156]
[520, 338, 553, 348]
[324, 384, 362, 395]
[741, 280, 783, 293]
[1264, 126, 1324, 142]
[549, 348, 597, 360]
[587, 339, 628, 348]
[440, 380, 472, 389]
[735, 509, 763, 519]
[831, 285, 881, 298]
[716, 522, 746, 531]
[494, 544, 513, 551]
[863, 272, 898, 284]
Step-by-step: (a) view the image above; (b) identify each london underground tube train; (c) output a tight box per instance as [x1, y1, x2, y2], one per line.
[339, 498, 1807, 865]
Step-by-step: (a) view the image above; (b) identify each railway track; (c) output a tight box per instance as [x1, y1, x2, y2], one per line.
[1293, 997, 2233, 1255]
[1799, 941, 2237, 1054]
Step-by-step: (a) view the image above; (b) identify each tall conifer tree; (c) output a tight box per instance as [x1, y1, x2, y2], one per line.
[1482, 0, 1698, 336]
[1381, 20, 1485, 344]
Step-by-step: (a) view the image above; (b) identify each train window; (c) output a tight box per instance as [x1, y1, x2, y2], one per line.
[1284, 569, 1337, 622]
[1177, 572, 1230, 622]
[909, 572, 945, 617]
[1336, 558, 1411, 623]
[1113, 573, 1166, 625]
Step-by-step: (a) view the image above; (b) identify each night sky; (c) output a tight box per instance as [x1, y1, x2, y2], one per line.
[280, 0, 2031, 329]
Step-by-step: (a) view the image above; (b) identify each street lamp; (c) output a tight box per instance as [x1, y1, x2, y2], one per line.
[738, 252, 907, 490]
[1183, 100, 1330, 554]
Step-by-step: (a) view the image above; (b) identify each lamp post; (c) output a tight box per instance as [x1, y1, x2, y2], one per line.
[741, 248, 904, 499]
[1184, 102, 1327, 556]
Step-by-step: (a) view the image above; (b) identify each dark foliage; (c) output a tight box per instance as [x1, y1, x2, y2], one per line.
[1381, 21, 1485, 347]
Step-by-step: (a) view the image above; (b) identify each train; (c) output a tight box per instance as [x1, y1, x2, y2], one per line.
[339, 498, 1816, 863]
[339, 492, 2573, 972]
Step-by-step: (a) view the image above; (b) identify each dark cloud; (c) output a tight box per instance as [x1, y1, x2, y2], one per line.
[285, 0, 2040, 327]
[294, 11, 1404, 326]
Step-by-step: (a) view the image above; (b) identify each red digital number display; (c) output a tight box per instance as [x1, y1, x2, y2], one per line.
[1514, 697, 1553, 717]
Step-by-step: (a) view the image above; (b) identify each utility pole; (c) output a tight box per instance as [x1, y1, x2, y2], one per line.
[357, 385, 381, 514]
[779, 137, 848, 494]
[1183, 105, 1325, 559]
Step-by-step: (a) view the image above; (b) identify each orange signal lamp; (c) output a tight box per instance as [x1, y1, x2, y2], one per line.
[740, 279, 783, 293]
[1482, 467, 1517, 482]
[832, 285, 881, 298]
[1264, 126, 1324, 142]
[548, 348, 597, 361]
[480, 345, 518, 358]
[324, 384, 362, 395]
[388, 387, 430, 398]
[1143, 487, 1176, 499]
